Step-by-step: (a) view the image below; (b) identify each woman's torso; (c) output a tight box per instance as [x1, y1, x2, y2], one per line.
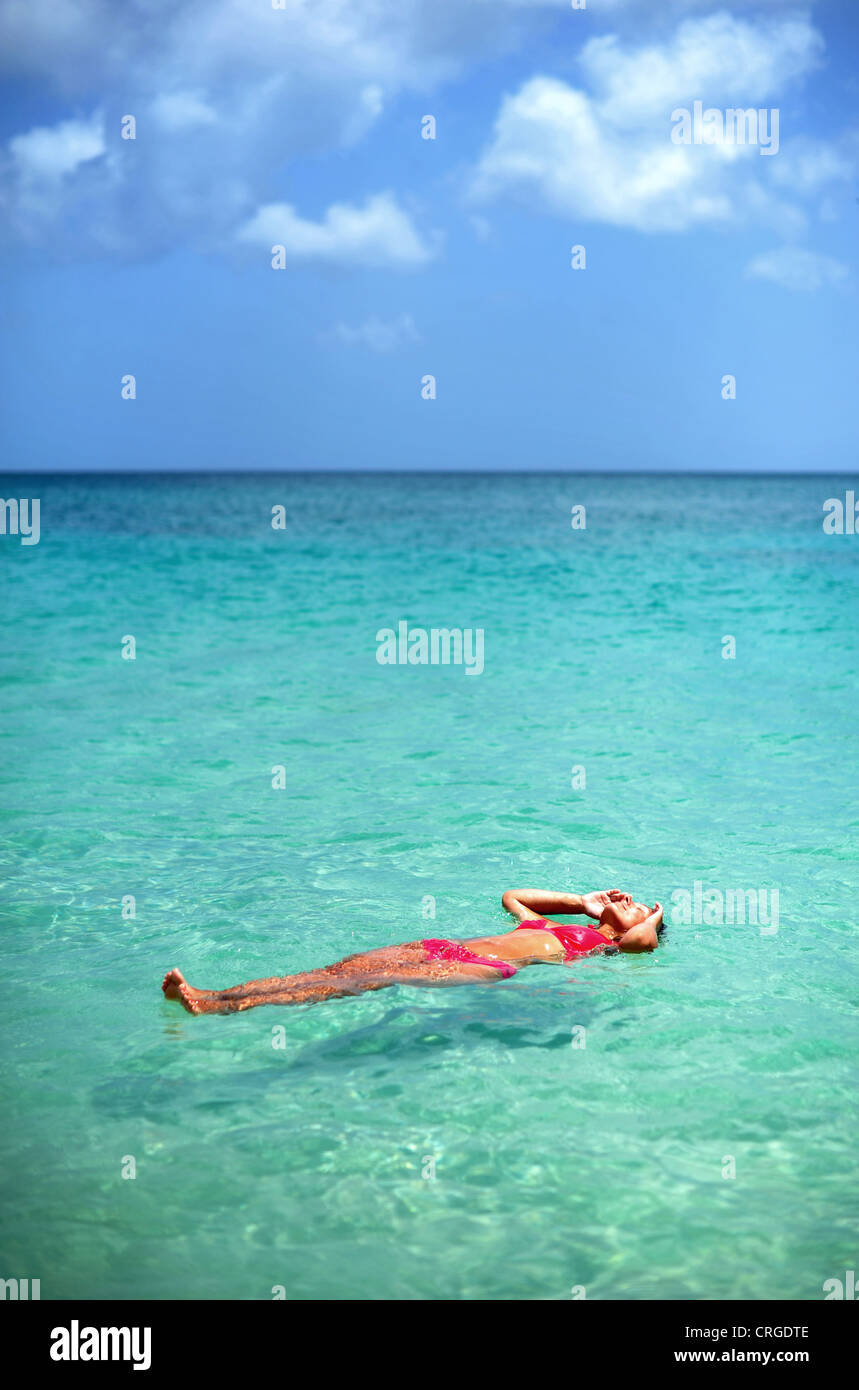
[463, 925, 595, 964]
[466, 930, 555, 962]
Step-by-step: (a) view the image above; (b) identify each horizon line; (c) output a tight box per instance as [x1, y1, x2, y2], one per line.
[1, 469, 856, 479]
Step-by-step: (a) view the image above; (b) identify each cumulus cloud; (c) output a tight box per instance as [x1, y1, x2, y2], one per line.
[0, 112, 116, 248]
[767, 136, 854, 195]
[9, 113, 105, 181]
[325, 313, 421, 353]
[471, 12, 839, 234]
[745, 246, 849, 291]
[581, 14, 820, 121]
[0, 0, 841, 262]
[0, 0, 561, 259]
[474, 75, 731, 232]
[237, 193, 438, 270]
[600, 0, 822, 11]
[150, 92, 218, 132]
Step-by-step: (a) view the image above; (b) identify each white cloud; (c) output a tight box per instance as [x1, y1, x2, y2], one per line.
[474, 75, 730, 232]
[745, 246, 849, 291]
[768, 136, 853, 195]
[0, 0, 552, 258]
[471, 13, 837, 234]
[237, 193, 437, 269]
[0, 0, 514, 258]
[579, 14, 821, 124]
[9, 113, 105, 181]
[0, 112, 114, 246]
[326, 313, 421, 353]
[0, 0, 838, 260]
[600, 0, 822, 12]
[150, 92, 218, 131]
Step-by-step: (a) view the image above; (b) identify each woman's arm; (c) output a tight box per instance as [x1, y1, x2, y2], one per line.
[502, 889, 631, 922]
[616, 903, 663, 953]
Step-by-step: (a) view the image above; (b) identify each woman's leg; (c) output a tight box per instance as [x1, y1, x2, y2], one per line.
[162, 945, 411, 1007]
[162, 943, 509, 1016]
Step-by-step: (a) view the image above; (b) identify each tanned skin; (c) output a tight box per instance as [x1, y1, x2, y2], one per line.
[162, 888, 663, 1015]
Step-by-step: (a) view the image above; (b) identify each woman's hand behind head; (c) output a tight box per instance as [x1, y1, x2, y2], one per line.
[615, 902, 662, 953]
[599, 900, 650, 934]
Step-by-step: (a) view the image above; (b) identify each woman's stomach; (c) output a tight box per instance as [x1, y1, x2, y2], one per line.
[463, 929, 564, 963]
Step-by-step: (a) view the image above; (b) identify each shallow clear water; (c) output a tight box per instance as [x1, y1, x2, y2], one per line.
[1, 472, 857, 1300]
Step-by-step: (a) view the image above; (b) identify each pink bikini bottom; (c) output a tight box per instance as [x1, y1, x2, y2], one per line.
[421, 938, 517, 978]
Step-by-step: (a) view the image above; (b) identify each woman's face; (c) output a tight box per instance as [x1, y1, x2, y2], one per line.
[599, 900, 650, 935]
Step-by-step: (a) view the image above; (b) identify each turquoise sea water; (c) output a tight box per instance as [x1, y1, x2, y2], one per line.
[1, 471, 857, 1301]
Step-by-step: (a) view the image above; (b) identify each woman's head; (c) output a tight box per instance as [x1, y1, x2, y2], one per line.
[598, 900, 655, 938]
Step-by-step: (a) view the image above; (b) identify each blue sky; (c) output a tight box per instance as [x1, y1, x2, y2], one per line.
[1, 0, 857, 472]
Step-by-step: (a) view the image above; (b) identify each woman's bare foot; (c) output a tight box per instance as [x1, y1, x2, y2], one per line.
[162, 967, 253, 1014]
[161, 968, 187, 1001]
[162, 967, 213, 1014]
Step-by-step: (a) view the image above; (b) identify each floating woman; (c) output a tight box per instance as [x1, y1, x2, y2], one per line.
[162, 887, 663, 1015]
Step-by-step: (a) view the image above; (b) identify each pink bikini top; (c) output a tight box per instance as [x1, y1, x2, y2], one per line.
[515, 918, 611, 960]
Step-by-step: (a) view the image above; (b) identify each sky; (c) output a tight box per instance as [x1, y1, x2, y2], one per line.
[0, 0, 857, 472]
